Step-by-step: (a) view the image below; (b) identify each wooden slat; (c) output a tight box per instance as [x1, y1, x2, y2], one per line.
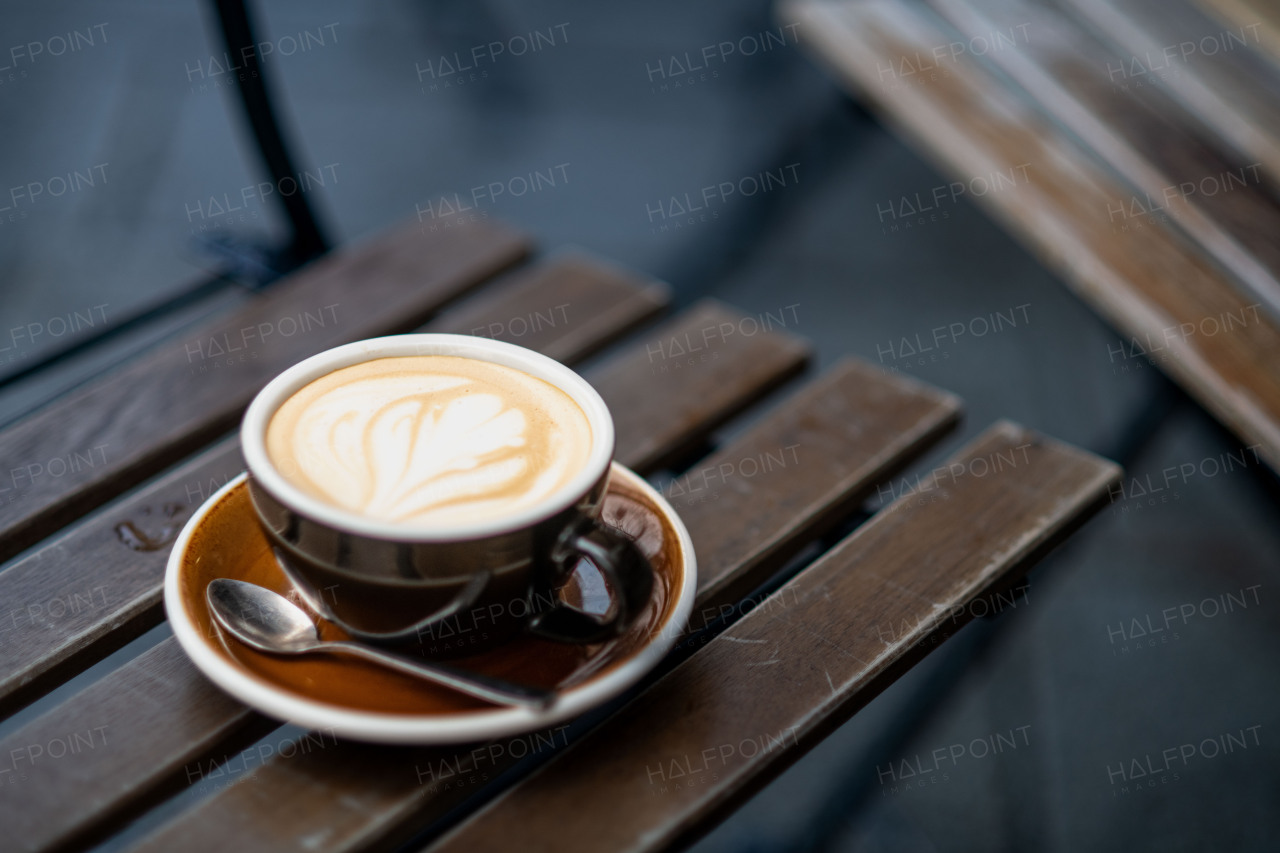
[929, 0, 1280, 322]
[0, 255, 668, 719]
[0, 438, 242, 719]
[592, 299, 811, 472]
[124, 360, 961, 853]
[429, 251, 670, 363]
[1059, 0, 1280, 184]
[0, 221, 530, 564]
[427, 423, 1121, 853]
[673, 360, 961, 631]
[2, 297, 812, 853]
[787, 0, 1280, 471]
[0, 641, 277, 852]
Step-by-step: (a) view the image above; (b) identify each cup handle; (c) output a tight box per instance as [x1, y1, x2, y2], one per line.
[527, 518, 654, 644]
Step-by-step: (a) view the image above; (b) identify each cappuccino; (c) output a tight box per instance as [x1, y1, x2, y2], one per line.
[265, 356, 593, 528]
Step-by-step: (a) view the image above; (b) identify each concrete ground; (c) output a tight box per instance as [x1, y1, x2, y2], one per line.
[1, 1, 1276, 850]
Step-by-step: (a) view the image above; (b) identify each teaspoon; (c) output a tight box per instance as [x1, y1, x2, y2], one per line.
[206, 578, 554, 710]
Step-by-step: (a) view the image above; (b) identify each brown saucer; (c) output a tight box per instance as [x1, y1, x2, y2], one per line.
[165, 463, 696, 743]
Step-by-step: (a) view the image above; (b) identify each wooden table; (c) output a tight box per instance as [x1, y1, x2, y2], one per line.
[785, 0, 1280, 473]
[0, 221, 1119, 853]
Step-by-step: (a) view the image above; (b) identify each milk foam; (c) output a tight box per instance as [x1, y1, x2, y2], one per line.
[265, 356, 594, 527]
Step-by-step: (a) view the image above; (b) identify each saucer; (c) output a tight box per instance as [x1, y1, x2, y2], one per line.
[164, 463, 696, 744]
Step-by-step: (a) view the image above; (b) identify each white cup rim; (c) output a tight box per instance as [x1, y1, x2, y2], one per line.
[240, 334, 616, 543]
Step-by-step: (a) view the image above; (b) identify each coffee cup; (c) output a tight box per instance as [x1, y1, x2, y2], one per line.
[239, 334, 653, 657]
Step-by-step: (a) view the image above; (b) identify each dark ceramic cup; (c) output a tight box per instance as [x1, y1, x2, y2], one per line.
[239, 334, 652, 658]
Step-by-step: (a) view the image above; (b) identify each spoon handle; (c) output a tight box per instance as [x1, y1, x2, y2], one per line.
[326, 641, 555, 710]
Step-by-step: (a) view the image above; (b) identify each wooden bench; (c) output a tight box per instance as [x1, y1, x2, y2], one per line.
[784, 0, 1280, 473]
[0, 220, 1119, 852]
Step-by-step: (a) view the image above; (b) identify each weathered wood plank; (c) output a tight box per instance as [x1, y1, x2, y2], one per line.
[123, 360, 961, 853]
[428, 250, 670, 363]
[0, 255, 667, 719]
[593, 299, 812, 472]
[0, 641, 276, 853]
[787, 0, 1280, 470]
[0, 221, 531, 563]
[671, 360, 962, 632]
[426, 423, 1120, 853]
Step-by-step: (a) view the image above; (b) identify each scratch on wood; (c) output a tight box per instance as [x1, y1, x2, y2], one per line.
[788, 621, 872, 667]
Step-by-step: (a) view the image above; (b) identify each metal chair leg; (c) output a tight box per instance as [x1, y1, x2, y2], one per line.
[210, 0, 331, 274]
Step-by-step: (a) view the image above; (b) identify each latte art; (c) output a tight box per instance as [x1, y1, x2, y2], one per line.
[265, 356, 593, 527]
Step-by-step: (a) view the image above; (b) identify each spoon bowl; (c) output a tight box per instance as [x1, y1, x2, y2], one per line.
[208, 578, 323, 653]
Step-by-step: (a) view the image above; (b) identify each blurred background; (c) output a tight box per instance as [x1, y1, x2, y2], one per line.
[1, 1, 1276, 850]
